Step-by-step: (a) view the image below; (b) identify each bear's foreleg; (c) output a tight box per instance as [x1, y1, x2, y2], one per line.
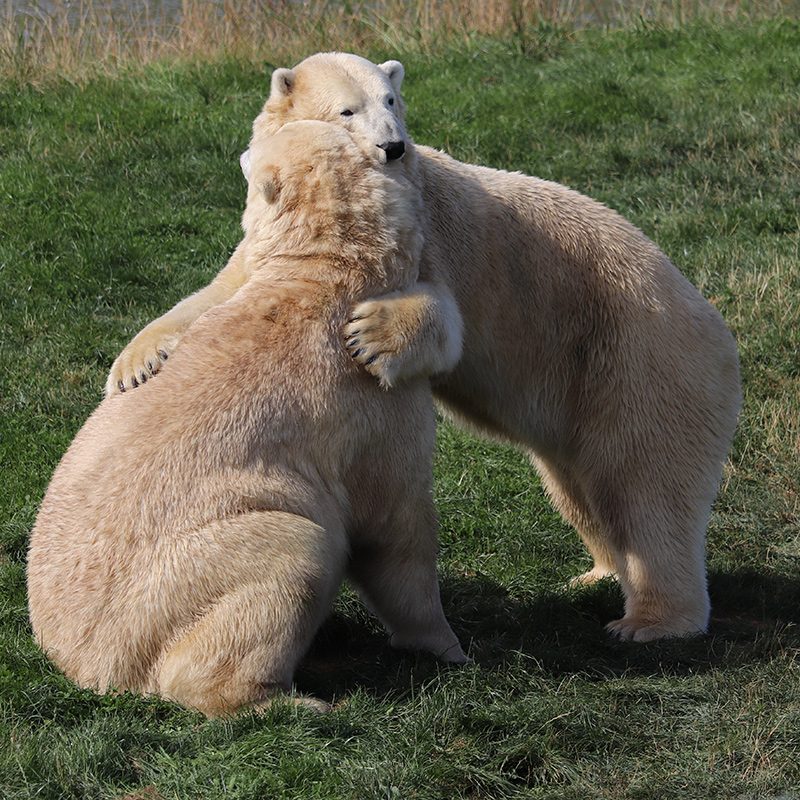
[105, 242, 252, 395]
[344, 281, 463, 388]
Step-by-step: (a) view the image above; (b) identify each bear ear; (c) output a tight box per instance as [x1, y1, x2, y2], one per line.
[270, 67, 296, 99]
[378, 60, 405, 94]
[260, 165, 281, 204]
[239, 149, 252, 180]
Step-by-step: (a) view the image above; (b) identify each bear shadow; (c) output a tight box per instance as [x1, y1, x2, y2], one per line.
[295, 567, 800, 704]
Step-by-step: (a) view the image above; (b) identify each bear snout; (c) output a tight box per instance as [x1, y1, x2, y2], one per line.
[379, 141, 405, 161]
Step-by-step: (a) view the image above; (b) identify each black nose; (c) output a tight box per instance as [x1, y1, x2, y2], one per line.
[379, 140, 405, 160]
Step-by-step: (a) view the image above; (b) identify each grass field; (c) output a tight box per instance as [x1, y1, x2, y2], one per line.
[1, 17, 799, 800]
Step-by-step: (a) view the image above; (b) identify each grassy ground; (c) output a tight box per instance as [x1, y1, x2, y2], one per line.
[5, 0, 800, 84]
[1, 19, 799, 800]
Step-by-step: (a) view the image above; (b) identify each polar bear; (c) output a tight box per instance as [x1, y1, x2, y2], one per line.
[28, 120, 466, 717]
[104, 53, 741, 643]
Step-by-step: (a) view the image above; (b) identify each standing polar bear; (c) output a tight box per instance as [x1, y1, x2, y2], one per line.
[106, 53, 741, 643]
[28, 120, 467, 717]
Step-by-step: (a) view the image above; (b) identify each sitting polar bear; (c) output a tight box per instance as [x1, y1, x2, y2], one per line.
[28, 120, 467, 717]
[105, 53, 741, 643]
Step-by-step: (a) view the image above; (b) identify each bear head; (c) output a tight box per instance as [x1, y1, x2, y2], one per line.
[240, 119, 422, 288]
[240, 53, 408, 180]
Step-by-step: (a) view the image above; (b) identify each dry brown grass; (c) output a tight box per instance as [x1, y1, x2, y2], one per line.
[3, 0, 799, 83]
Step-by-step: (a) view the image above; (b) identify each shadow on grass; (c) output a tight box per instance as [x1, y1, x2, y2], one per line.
[296, 567, 800, 704]
[5, 554, 798, 713]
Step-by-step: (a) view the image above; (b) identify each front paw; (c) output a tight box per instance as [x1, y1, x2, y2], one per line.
[344, 300, 410, 389]
[105, 328, 181, 396]
[389, 631, 470, 664]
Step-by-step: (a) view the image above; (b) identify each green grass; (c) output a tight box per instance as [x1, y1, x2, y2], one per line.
[1, 19, 799, 800]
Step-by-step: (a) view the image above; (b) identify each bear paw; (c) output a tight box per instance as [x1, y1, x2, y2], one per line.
[389, 631, 470, 664]
[252, 694, 331, 714]
[606, 615, 706, 642]
[343, 300, 411, 388]
[105, 325, 182, 396]
[567, 566, 617, 589]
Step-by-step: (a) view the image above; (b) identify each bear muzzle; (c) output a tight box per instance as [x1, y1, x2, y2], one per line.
[378, 141, 406, 161]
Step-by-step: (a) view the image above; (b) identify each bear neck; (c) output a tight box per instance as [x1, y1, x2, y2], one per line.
[243, 209, 421, 299]
[243, 159, 423, 296]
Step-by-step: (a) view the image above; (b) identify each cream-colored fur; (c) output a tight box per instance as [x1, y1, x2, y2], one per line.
[105, 53, 741, 642]
[28, 120, 466, 717]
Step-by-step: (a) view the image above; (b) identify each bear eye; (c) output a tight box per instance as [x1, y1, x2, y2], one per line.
[341, 109, 354, 117]
[388, 97, 395, 106]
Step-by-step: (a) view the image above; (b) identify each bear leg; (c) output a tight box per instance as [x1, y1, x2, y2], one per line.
[156, 511, 347, 716]
[532, 454, 618, 587]
[349, 498, 467, 664]
[589, 480, 713, 642]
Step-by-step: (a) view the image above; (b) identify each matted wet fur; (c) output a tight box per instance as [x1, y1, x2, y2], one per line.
[28, 120, 467, 717]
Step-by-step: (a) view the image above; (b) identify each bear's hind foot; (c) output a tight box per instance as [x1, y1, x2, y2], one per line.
[251, 689, 331, 715]
[606, 615, 707, 643]
[567, 566, 616, 589]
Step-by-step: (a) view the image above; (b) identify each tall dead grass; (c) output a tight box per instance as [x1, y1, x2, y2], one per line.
[2, 0, 799, 83]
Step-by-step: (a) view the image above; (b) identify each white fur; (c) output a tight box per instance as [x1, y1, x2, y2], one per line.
[105, 53, 741, 642]
[31, 121, 467, 717]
